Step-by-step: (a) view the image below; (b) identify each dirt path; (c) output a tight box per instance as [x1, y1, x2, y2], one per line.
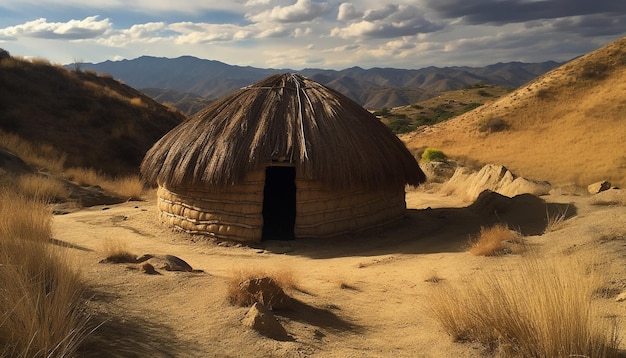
[51, 188, 626, 357]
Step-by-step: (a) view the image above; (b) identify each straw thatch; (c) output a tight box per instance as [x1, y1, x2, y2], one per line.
[141, 73, 425, 242]
[141, 73, 425, 190]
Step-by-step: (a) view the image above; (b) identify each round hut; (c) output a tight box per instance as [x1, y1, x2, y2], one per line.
[140, 73, 426, 242]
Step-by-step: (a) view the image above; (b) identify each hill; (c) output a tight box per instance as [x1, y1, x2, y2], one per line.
[378, 83, 513, 133]
[0, 55, 184, 176]
[140, 88, 215, 116]
[74, 57, 560, 110]
[402, 36, 626, 188]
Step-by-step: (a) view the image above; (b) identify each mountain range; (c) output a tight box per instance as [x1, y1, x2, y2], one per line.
[75, 57, 561, 112]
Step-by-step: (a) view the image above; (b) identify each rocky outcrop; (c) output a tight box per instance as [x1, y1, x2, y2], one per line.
[442, 164, 552, 201]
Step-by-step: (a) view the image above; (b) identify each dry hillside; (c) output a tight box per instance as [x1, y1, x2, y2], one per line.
[402, 36, 626, 188]
[0, 55, 184, 176]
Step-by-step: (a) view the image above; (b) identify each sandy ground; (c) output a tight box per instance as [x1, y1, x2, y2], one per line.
[51, 186, 626, 357]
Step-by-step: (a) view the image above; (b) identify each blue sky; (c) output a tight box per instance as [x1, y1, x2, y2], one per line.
[1, 0, 624, 70]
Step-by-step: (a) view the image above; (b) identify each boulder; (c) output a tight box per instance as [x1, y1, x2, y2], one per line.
[442, 164, 551, 201]
[587, 181, 611, 194]
[421, 160, 457, 183]
[242, 303, 289, 341]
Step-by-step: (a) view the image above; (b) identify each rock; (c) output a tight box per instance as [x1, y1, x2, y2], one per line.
[421, 160, 458, 183]
[0, 149, 33, 176]
[242, 303, 289, 341]
[615, 291, 626, 302]
[136, 254, 195, 272]
[442, 164, 551, 201]
[588, 181, 611, 194]
[141, 262, 158, 275]
[238, 277, 292, 310]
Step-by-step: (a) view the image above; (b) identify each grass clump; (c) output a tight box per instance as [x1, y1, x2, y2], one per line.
[99, 239, 137, 263]
[468, 224, 521, 256]
[0, 130, 66, 173]
[0, 190, 90, 356]
[227, 268, 299, 308]
[478, 117, 509, 133]
[17, 174, 69, 202]
[429, 252, 620, 357]
[64, 167, 144, 199]
[421, 148, 447, 163]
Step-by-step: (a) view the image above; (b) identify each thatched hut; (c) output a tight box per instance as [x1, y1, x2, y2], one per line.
[141, 73, 425, 242]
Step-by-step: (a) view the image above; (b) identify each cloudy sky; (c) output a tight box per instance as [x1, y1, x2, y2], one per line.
[1, 0, 624, 70]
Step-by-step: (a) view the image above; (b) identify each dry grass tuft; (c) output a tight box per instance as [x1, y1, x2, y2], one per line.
[545, 205, 572, 233]
[65, 167, 144, 199]
[100, 239, 137, 263]
[0, 130, 66, 173]
[0, 190, 90, 356]
[468, 224, 521, 256]
[428, 252, 620, 357]
[227, 268, 299, 307]
[17, 174, 69, 202]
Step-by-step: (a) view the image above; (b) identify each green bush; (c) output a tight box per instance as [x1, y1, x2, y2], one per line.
[421, 148, 447, 162]
[373, 107, 390, 117]
[387, 118, 417, 134]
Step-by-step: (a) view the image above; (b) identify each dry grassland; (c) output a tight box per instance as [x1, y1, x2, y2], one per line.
[429, 250, 620, 357]
[402, 37, 626, 188]
[0, 190, 89, 357]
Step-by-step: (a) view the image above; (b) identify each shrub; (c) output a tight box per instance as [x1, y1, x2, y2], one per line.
[387, 118, 417, 134]
[373, 107, 390, 117]
[421, 148, 447, 162]
[429, 252, 620, 357]
[0, 190, 90, 356]
[468, 224, 520, 256]
[478, 117, 509, 133]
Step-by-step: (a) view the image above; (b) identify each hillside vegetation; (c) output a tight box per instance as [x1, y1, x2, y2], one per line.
[378, 83, 513, 133]
[403, 36, 626, 188]
[0, 55, 184, 176]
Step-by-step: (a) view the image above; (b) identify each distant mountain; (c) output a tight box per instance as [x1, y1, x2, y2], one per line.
[74, 57, 561, 111]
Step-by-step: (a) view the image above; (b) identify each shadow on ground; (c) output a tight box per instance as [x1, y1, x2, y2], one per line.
[78, 289, 198, 358]
[276, 298, 363, 334]
[261, 190, 577, 259]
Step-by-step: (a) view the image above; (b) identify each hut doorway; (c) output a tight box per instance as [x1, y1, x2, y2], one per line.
[262, 166, 296, 240]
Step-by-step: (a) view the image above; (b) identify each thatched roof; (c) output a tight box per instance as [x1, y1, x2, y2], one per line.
[141, 73, 425, 189]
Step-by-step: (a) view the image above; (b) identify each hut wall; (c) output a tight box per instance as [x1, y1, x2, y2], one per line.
[156, 170, 265, 242]
[294, 178, 406, 239]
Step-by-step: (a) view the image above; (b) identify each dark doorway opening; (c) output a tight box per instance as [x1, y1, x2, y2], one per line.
[262, 166, 296, 240]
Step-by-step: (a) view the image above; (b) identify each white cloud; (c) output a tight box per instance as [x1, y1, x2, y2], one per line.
[247, 0, 332, 23]
[337, 3, 361, 21]
[0, 16, 111, 40]
[331, 4, 442, 39]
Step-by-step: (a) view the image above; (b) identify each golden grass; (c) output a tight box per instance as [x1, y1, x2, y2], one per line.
[428, 252, 620, 357]
[0, 190, 90, 356]
[468, 224, 521, 256]
[403, 41, 626, 188]
[99, 239, 137, 263]
[17, 174, 69, 202]
[64, 167, 144, 199]
[0, 130, 66, 173]
[227, 268, 299, 307]
[545, 205, 572, 233]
